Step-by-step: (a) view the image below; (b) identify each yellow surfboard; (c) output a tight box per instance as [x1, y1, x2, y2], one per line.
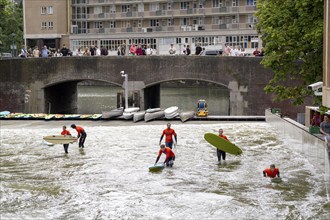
[204, 133, 242, 155]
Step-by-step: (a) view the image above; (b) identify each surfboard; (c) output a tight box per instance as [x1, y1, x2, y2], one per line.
[43, 135, 77, 145]
[204, 133, 242, 155]
[148, 163, 165, 172]
[270, 177, 282, 183]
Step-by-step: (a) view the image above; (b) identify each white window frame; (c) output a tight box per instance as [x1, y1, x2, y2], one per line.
[121, 5, 130, 12]
[47, 6, 53, 14]
[95, 21, 103, 29]
[41, 21, 47, 29]
[109, 21, 115, 28]
[149, 3, 159, 11]
[180, 2, 189, 10]
[48, 21, 54, 29]
[110, 5, 116, 13]
[150, 19, 159, 27]
[41, 6, 46, 15]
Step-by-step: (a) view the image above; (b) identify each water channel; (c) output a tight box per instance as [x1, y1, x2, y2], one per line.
[77, 81, 229, 115]
[1, 120, 329, 219]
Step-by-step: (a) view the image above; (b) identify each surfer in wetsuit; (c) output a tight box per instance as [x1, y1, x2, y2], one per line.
[155, 144, 175, 167]
[61, 125, 71, 153]
[263, 164, 280, 178]
[71, 124, 87, 148]
[217, 129, 229, 163]
[159, 123, 177, 149]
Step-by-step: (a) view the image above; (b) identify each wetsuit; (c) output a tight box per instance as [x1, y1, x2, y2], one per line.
[217, 134, 229, 161]
[61, 130, 71, 153]
[263, 168, 280, 178]
[155, 147, 175, 167]
[160, 128, 177, 149]
[74, 126, 87, 148]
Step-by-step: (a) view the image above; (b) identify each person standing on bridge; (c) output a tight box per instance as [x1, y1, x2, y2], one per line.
[71, 124, 87, 149]
[159, 123, 177, 149]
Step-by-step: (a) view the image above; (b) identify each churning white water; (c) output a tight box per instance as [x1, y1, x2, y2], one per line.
[0, 120, 329, 219]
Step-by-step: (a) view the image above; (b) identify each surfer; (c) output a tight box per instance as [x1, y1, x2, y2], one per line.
[71, 124, 87, 148]
[159, 123, 177, 149]
[217, 129, 229, 163]
[155, 144, 175, 167]
[61, 125, 71, 153]
[263, 164, 280, 178]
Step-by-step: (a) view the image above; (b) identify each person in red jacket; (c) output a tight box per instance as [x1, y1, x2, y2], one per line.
[155, 144, 175, 167]
[217, 129, 229, 163]
[71, 124, 87, 148]
[263, 164, 280, 178]
[61, 125, 71, 153]
[159, 123, 177, 149]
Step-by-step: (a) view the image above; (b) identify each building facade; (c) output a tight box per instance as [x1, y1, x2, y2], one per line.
[24, 0, 260, 55]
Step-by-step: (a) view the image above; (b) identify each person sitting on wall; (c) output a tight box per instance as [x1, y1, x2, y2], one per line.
[311, 112, 321, 126]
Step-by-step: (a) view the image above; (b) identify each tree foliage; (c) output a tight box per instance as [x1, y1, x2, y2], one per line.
[256, 0, 324, 105]
[0, 0, 23, 53]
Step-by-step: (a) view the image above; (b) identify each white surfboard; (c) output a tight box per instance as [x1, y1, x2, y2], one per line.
[43, 135, 77, 145]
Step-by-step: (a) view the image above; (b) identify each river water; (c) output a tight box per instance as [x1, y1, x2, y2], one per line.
[1, 120, 329, 219]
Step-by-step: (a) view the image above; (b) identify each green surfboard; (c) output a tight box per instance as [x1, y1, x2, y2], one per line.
[204, 133, 243, 155]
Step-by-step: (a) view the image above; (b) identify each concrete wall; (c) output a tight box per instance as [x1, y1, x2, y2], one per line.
[0, 56, 309, 116]
[265, 109, 330, 200]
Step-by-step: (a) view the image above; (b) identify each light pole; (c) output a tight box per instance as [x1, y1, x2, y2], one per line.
[121, 71, 128, 109]
[10, 33, 16, 57]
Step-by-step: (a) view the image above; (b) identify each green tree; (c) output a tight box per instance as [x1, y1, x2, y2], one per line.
[0, 0, 23, 54]
[256, 0, 324, 105]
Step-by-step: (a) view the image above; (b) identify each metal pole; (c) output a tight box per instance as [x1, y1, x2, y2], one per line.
[121, 71, 128, 109]
[23, 0, 27, 53]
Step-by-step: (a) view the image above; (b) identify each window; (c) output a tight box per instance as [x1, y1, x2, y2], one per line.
[150, 19, 159, 27]
[121, 20, 131, 28]
[246, 0, 257, 6]
[48, 21, 54, 29]
[167, 3, 172, 10]
[168, 19, 174, 26]
[41, 22, 47, 29]
[94, 6, 102, 14]
[138, 4, 144, 12]
[138, 20, 142, 28]
[212, 16, 219, 24]
[41, 7, 46, 14]
[232, 0, 238, 7]
[94, 22, 103, 29]
[213, 0, 223, 8]
[122, 5, 130, 12]
[47, 6, 53, 14]
[110, 5, 116, 13]
[199, 0, 205, 8]
[247, 14, 257, 23]
[180, 2, 189, 9]
[232, 15, 236, 23]
[180, 18, 190, 26]
[150, 3, 159, 11]
[109, 21, 116, 28]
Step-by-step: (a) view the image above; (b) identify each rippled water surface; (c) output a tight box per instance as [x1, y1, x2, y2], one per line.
[1, 121, 329, 219]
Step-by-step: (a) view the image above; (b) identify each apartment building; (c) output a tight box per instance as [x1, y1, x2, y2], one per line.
[24, 0, 260, 55]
